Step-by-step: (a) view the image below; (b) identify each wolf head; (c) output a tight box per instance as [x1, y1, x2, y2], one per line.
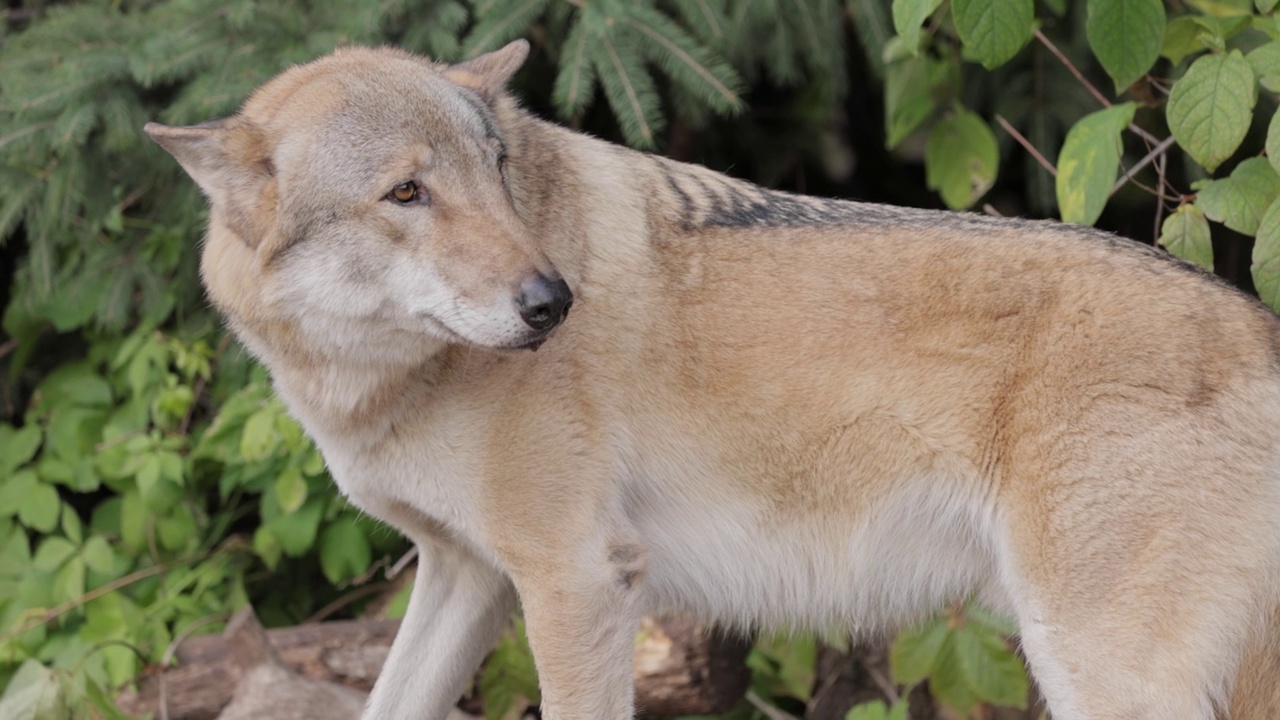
[146, 41, 570, 367]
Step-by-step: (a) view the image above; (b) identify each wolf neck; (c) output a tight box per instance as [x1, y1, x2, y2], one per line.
[247, 322, 454, 436]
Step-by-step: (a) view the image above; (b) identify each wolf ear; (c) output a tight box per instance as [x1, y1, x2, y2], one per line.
[443, 39, 530, 97]
[145, 118, 276, 246]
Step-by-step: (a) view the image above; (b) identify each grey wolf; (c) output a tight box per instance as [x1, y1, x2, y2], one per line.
[146, 41, 1280, 719]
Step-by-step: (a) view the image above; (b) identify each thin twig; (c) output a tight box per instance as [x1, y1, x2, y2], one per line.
[177, 374, 207, 437]
[1034, 29, 1161, 149]
[745, 690, 802, 720]
[1154, 152, 1169, 243]
[2, 560, 187, 644]
[1111, 134, 1178, 196]
[386, 546, 419, 580]
[995, 114, 1056, 177]
[304, 583, 390, 624]
[866, 665, 901, 704]
[1035, 29, 1109, 108]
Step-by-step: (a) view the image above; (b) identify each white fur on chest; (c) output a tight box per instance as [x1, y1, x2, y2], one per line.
[288, 395, 492, 555]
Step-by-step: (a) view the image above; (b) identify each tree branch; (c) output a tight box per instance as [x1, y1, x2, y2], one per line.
[1111, 134, 1177, 196]
[995, 114, 1056, 177]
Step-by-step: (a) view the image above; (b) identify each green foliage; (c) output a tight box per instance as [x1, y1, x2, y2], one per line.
[844, 699, 908, 720]
[1159, 205, 1215, 270]
[890, 606, 1028, 715]
[925, 106, 999, 209]
[1056, 103, 1136, 225]
[1194, 157, 1280, 235]
[953, 0, 1035, 69]
[479, 618, 540, 720]
[874, 0, 1280, 316]
[1167, 51, 1256, 173]
[1086, 0, 1166, 92]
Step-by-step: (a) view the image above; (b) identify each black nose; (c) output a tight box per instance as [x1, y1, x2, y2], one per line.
[517, 274, 573, 331]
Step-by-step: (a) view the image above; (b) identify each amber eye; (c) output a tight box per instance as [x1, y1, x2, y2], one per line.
[388, 181, 420, 204]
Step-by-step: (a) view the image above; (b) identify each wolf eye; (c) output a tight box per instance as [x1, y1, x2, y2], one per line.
[387, 181, 421, 204]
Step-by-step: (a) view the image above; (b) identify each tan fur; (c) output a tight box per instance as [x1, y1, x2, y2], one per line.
[147, 42, 1280, 720]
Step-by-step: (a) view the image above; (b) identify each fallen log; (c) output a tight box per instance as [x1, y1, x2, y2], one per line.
[117, 614, 750, 719]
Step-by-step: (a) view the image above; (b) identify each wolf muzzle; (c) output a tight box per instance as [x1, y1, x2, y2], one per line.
[517, 273, 573, 332]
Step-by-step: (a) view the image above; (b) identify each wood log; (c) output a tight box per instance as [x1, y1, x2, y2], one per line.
[116, 615, 750, 719]
[213, 608, 368, 720]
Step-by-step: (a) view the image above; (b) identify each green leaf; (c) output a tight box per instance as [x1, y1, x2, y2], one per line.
[1269, 109, 1280, 177]
[1167, 51, 1256, 173]
[0, 470, 38, 518]
[32, 536, 78, 572]
[885, 54, 950, 147]
[0, 425, 41, 476]
[135, 452, 161, 497]
[80, 535, 115, 575]
[1251, 41, 1280, 93]
[253, 526, 283, 570]
[1161, 17, 1208, 65]
[953, 0, 1035, 69]
[925, 107, 999, 209]
[268, 497, 325, 557]
[951, 623, 1029, 708]
[1159, 205, 1214, 271]
[891, 616, 950, 684]
[1188, 0, 1254, 14]
[846, 700, 909, 720]
[1253, 200, 1280, 311]
[156, 504, 197, 552]
[1194, 157, 1280, 235]
[318, 517, 372, 584]
[36, 363, 112, 409]
[18, 483, 60, 532]
[274, 466, 308, 514]
[1261, 0, 1280, 13]
[1086, 0, 1165, 93]
[480, 619, 540, 720]
[52, 556, 86, 605]
[928, 632, 982, 714]
[0, 526, 32, 577]
[893, 0, 945, 53]
[1055, 103, 1137, 226]
[119, 492, 147, 553]
[240, 407, 280, 463]
[846, 701, 889, 720]
[1192, 15, 1251, 47]
[0, 660, 59, 720]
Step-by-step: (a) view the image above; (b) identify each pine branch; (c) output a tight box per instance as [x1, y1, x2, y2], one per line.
[626, 5, 741, 112]
[593, 32, 663, 147]
[463, 0, 550, 54]
[552, 15, 597, 117]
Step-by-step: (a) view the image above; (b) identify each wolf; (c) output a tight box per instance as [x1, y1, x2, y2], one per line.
[146, 40, 1280, 719]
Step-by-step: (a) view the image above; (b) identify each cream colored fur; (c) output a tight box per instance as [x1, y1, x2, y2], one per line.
[146, 41, 1280, 720]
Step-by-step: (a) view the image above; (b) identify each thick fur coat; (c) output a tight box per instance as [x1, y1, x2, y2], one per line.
[147, 42, 1280, 719]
